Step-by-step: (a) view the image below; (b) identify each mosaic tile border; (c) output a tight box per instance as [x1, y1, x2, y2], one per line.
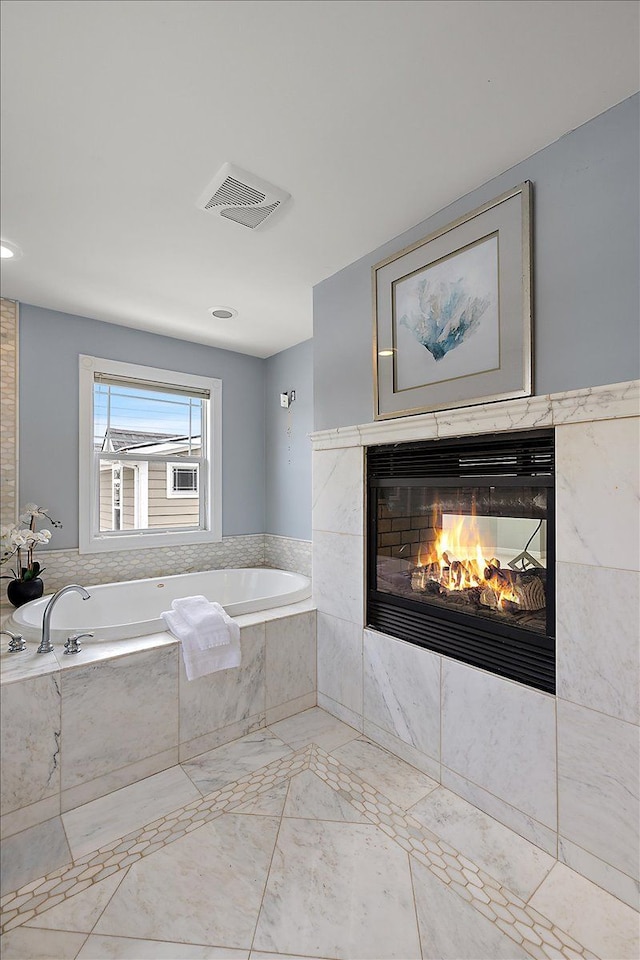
[39, 535, 267, 594]
[0, 747, 311, 933]
[308, 745, 598, 960]
[0, 742, 599, 959]
[264, 535, 312, 578]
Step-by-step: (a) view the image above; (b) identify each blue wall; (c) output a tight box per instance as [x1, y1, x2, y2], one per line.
[313, 95, 640, 430]
[265, 339, 313, 540]
[19, 305, 266, 548]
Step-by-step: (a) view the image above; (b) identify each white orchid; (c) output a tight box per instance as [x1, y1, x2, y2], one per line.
[1, 504, 62, 583]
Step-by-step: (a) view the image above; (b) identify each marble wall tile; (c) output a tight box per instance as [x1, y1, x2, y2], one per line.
[557, 698, 640, 881]
[317, 613, 363, 716]
[362, 719, 440, 781]
[556, 562, 640, 724]
[265, 612, 316, 710]
[1, 816, 71, 895]
[441, 659, 557, 829]
[312, 446, 363, 536]
[0, 298, 18, 533]
[559, 836, 639, 911]
[317, 692, 364, 732]
[60, 646, 178, 791]
[179, 624, 265, 745]
[1, 673, 61, 816]
[363, 628, 440, 766]
[556, 417, 640, 570]
[61, 748, 178, 813]
[440, 766, 558, 856]
[529, 862, 640, 960]
[312, 530, 364, 625]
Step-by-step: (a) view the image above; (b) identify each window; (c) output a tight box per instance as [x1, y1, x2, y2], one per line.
[80, 356, 222, 553]
[167, 463, 199, 497]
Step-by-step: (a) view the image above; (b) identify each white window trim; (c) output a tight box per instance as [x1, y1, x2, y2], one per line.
[166, 462, 199, 498]
[79, 355, 222, 554]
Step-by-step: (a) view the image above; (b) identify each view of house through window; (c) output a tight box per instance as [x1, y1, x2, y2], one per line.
[94, 377, 206, 533]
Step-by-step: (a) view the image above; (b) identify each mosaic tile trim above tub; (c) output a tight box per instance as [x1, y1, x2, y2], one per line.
[0, 744, 598, 959]
[264, 534, 312, 578]
[37, 535, 266, 594]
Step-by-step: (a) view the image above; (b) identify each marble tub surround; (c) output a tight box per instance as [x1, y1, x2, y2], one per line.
[0, 605, 317, 889]
[2, 709, 635, 960]
[312, 379, 640, 907]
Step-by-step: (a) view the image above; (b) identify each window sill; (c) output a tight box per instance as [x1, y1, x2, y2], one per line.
[79, 529, 222, 555]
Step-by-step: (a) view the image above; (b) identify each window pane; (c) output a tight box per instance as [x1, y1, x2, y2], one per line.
[172, 466, 198, 493]
[99, 460, 201, 532]
[94, 383, 202, 455]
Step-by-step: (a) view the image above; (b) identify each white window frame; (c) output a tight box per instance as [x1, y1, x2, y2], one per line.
[79, 355, 222, 554]
[166, 462, 199, 498]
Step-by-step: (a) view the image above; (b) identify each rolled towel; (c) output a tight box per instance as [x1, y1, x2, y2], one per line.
[171, 595, 240, 650]
[161, 606, 241, 681]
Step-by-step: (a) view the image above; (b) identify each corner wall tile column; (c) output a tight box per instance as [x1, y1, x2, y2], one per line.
[313, 447, 365, 729]
[0, 298, 18, 533]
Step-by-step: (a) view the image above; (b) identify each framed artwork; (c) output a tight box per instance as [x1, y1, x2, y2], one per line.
[373, 182, 532, 419]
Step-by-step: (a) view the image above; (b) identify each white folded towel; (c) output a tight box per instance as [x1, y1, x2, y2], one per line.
[161, 597, 241, 681]
[170, 595, 239, 650]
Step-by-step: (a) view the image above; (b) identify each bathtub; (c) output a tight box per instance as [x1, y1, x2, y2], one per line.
[8, 567, 311, 642]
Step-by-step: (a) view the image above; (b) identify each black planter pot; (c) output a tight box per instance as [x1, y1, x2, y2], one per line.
[7, 577, 44, 608]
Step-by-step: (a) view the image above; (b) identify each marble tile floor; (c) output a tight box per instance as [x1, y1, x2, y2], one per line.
[1, 708, 638, 960]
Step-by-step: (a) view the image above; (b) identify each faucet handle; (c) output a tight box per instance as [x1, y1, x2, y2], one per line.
[0, 630, 27, 653]
[64, 633, 93, 655]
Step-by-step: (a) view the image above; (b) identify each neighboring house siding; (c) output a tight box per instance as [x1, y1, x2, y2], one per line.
[148, 461, 199, 528]
[99, 469, 112, 530]
[121, 467, 136, 529]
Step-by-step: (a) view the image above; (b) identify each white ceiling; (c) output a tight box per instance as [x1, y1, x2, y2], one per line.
[1, 0, 638, 358]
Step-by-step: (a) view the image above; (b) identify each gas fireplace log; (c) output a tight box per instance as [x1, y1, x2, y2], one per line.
[482, 568, 545, 611]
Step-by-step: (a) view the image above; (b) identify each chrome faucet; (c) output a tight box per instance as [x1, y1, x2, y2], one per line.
[37, 584, 91, 654]
[0, 629, 26, 653]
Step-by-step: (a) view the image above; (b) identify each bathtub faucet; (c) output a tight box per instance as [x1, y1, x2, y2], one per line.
[37, 584, 91, 655]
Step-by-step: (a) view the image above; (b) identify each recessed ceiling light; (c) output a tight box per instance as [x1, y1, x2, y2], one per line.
[378, 348, 395, 357]
[209, 306, 237, 320]
[0, 240, 22, 261]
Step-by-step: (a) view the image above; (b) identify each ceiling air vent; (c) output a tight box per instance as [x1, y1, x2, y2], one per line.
[197, 163, 290, 230]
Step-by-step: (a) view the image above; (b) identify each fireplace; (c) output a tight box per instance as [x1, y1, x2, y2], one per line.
[366, 430, 555, 693]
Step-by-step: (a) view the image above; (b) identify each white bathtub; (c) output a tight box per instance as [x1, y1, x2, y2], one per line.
[8, 568, 311, 642]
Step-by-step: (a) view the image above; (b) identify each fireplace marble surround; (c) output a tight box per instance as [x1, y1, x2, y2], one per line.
[311, 379, 639, 911]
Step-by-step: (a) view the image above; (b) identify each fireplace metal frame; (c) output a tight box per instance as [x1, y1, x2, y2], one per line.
[366, 430, 556, 694]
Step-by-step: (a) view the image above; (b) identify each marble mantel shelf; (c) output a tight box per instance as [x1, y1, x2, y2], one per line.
[309, 380, 640, 450]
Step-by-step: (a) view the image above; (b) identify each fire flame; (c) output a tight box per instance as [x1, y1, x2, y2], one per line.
[415, 512, 519, 608]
